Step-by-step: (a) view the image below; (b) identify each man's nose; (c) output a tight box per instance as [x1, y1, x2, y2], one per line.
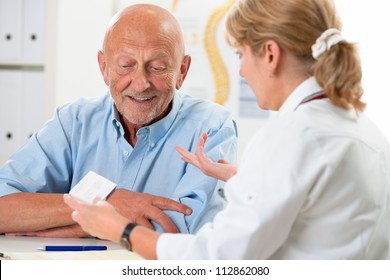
[130, 68, 150, 92]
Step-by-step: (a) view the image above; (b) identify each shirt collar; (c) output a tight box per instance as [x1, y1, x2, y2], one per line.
[146, 91, 182, 144]
[110, 98, 123, 139]
[109, 91, 183, 144]
[278, 76, 324, 114]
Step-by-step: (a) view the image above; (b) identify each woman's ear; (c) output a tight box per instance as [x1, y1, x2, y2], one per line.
[98, 51, 110, 86]
[263, 40, 281, 76]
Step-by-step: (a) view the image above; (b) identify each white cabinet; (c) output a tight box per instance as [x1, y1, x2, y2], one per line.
[0, 0, 46, 64]
[22, 0, 46, 62]
[0, 0, 23, 61]
[0, 70, 23, 160]
[0, 0, 55, 163]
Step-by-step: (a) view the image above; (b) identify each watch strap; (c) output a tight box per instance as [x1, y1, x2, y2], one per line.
[120, 222, 137, 251]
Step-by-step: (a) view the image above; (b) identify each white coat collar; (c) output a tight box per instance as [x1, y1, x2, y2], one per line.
[277, 76, 359, 121]
[278, 76, 323, 114]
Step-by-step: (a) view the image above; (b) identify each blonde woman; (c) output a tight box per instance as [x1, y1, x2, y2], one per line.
[65, 0, 390, 259]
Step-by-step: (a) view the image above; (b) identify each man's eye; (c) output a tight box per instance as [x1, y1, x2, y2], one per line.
[119, 62, 135, 69]
[150, 66, 165, 72]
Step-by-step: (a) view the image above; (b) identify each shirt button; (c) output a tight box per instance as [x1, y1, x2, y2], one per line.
[115, 121, 120, 127]
[123, 150, 129, 156]
[150, 143, 155, 148]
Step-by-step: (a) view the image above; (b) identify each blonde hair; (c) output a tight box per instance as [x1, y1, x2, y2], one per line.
[225, 0, 365, 112]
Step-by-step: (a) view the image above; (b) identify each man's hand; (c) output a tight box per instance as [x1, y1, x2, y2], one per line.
[176, 132, 238, 182]
[107, 189, 192, 233]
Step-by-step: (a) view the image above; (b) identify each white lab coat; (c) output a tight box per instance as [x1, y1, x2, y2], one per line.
[157, 77, 390, 259]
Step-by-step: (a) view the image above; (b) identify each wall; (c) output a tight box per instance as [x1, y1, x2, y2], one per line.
[53, 0, 113, 106]
[334, 0, 390, 141]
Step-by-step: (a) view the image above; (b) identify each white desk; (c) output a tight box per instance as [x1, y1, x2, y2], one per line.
[0, 235, 143, 260]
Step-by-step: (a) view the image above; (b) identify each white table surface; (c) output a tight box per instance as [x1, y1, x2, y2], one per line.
[0, 235, 142, 259]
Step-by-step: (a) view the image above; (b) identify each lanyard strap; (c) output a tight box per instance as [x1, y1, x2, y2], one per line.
[295, 91, 327, 110]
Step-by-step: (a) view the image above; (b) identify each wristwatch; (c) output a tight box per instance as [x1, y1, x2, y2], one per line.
[120, 223, 137, 251]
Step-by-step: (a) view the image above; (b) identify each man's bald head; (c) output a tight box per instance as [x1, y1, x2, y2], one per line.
[103, 4, 185, 58]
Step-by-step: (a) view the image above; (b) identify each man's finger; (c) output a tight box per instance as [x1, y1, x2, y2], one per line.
[152, 196, 192, 215]
[134, 216, 155, 231]
[144, 207, 180, 233]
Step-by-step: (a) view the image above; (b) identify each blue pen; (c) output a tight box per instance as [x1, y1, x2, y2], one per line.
[38, 245, 107, 251]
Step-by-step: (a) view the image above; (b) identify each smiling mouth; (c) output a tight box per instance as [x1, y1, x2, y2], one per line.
[129, 96, 155, 102]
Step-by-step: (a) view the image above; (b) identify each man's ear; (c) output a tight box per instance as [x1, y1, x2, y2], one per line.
[98, 51, 109, 86]
[263, 40, 281, 76]
[176, 55, 191, 89]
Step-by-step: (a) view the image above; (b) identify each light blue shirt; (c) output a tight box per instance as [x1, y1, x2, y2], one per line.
[0, 91, 237, 233]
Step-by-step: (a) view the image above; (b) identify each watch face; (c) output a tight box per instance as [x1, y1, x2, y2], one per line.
[120, 237, 131, 251]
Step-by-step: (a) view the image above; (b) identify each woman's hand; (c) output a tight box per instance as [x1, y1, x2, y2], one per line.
[64, 194, 129, 242]
[176, 132, 237, 182]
